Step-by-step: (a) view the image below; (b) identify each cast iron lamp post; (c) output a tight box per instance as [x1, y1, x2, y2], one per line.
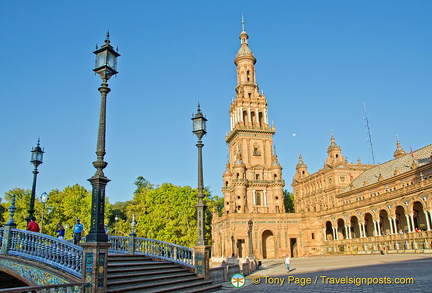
[27, 139, 44, 222]
[248, 219, 255, 259]
[86, 32, 120, 243]
[40, 192, 48, 233]
[192, 104, 207, 246]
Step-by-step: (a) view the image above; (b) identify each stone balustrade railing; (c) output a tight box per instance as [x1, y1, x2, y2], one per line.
[0, 227, 83, 278]
[325, 230, 432, 254]
[1, 228, 195, 278]
[107, 235, 194, 268]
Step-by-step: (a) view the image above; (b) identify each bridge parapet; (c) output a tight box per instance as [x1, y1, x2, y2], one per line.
[1, 227, 83, 278]
[108, 236, 195, 268]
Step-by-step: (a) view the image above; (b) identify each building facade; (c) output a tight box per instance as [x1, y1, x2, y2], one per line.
[211, 24, 432, 263]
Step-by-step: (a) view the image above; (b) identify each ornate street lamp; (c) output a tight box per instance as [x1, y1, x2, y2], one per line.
[86, 32, 120, 243]
[192, 104, 207, 246]
[248, 219, 255, 259]
[27, 139, 44, 222]
[40, 192, 48, 233]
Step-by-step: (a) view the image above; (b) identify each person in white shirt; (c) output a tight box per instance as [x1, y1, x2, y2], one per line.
[285, 255, 291, 272]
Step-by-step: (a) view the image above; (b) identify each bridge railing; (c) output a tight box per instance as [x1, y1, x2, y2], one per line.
[6, 228, 83, 278]
[108, 236, 195, 268]
[1, 227, 194, 278]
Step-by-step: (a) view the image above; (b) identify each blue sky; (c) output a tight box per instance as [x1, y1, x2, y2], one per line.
[0, 1, 431, 204]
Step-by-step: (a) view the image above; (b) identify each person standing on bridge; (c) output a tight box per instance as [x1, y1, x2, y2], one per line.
[73, 219, 84, 245]
[57, 224, 65, 240]
[27, 216, 40, 232]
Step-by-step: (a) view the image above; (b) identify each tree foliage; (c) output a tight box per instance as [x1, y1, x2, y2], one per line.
[127, 182, 199, 247]
[1, 177, 222, 247]
[1, 184, 112, 239]
[284, 190, 295, 213]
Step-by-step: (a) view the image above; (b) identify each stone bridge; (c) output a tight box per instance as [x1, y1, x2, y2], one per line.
[0, 227, 199, 292]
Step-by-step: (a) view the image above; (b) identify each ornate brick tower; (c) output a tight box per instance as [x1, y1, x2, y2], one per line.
[222, 19, 285, 215]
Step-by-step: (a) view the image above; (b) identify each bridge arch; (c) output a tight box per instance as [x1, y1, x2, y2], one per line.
[0, 255, 80, 286]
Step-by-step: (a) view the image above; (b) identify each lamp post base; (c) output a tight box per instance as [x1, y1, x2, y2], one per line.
[193, 245, 211, 281]
[81, 242, 111, 293]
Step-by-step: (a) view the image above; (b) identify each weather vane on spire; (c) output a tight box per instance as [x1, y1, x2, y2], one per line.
[242, 13, 245, 32]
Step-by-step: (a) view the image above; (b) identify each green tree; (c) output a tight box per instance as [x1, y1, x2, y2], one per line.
[284, 190, 295, 213]
[2, 188, 32, 230]
[2, 184, 112, 239]
[0, 198, 6, 225]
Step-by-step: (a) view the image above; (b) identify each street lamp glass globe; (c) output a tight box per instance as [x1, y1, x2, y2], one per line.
[41, 192, 48, 203]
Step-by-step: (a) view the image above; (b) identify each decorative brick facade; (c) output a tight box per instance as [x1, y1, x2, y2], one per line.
[211, 23, 432, 263]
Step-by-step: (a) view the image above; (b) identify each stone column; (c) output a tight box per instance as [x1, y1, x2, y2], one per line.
[323, 228, 327, 241]
[81, 242, 111, 293]
[194, 245, 211, 280]
[425, 211, 431, 231]
[405, 214, 412, 233]
[409, 214, 415, 231]
[392, 217, 397, 233]
[373, 220, 378, 236]
[388, 217, 394, 234]
[333, 227, 338, 240]
[362, 223, 366, 238]
[358, 222, 363, 238]
[344, 225, 348, 239]
[252, 190, 256, 206]
[347, 225, 352, 239]
[376, 219, 382, 236]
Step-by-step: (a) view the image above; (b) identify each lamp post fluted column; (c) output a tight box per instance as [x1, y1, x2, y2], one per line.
[86, 80, 111, 243]
[195, 137, 206, 246]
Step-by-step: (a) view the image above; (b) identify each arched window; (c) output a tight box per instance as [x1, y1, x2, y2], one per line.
[242, 111, 248, 123]
[258, 112, 264, 127]
[256, 192, 261, 205]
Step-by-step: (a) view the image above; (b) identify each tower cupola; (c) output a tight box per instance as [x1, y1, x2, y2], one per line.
[325, 135, 344, 166]
[295, 155, 309, 180]
[394, 138, 407, 159]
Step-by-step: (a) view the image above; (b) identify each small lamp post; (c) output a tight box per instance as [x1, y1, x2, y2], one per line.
[231, 235, 235, 257]
[130, 214, 136, 237]
[40, 192, 49, 233]
[27, 139, 44, 222]
[248, 219, 255, 259]
[114, 215, 118, 236]
[86, 32, 120, 243]
[192, 104, 207, 246]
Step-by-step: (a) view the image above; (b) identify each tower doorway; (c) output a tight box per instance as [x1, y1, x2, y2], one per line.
[262, 230, 275, 259]
[236, 239, 245, 258]
[290, 238, 298, 257]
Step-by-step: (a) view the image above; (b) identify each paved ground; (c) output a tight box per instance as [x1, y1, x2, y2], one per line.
[215, 253, 432, 292]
